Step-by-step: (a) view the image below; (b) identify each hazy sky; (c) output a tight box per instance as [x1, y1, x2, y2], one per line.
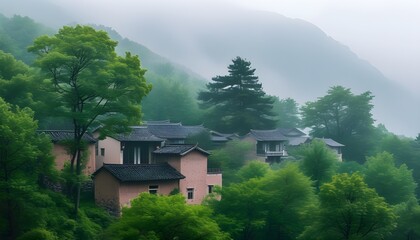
[230, 0, 420, 94]
[46, 0, 420, 94]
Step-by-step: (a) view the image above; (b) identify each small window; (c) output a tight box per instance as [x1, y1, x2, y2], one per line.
[208, 185, 214, 194]
[100, 148, 105, 156]
[95, 143, 99, 156]
[149, 185, 158, 194]
[187, 188, 194, 200]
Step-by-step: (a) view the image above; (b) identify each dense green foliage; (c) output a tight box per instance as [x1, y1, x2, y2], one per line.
[297, 139, 338, 191]
[0, 14, 53, 64]
[300, 173, 396, 240]
[104, 193, 229, 240]
[301, 86, 375, 162]
[364, 152, 416, 204]
[0, 98, 113, 240]
[198, 57, 276, 135]
[209, 164, 316, 240]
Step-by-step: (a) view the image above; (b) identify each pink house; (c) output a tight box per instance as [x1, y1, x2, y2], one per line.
[93, 144, 222, 213]
[41, 130, 97, 175]
[153, 145, 222, 204]
[93, 163, 185, 215]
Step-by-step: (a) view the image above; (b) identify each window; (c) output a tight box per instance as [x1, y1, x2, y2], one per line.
[133, 147, 141, 164]
[149, 185, 158, 194]
[208, 185, 214, 194]
[187, 188, 194, 200]
[100, 148, 105, 156]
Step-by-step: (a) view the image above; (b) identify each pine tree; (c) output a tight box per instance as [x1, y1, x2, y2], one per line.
[198, 57, 276, 135]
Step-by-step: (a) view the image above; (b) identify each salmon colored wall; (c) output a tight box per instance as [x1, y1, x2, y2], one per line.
[96, 136, 121, 169]
[178, 151, 208, 204]
[94, 170, 120, 211]
[119, 180, 179, 207]
[52, 143, 96, 175]
[206, 173, 222, 189]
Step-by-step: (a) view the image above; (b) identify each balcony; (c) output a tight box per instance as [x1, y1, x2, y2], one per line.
[259, 150, 288, 157]
[207, 168, 222, 174]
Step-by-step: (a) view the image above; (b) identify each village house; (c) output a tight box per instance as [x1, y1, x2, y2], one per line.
[93, 144, 222, 214]
[42, 122, 223, 213]
[243, 128, 344, 163]
[40, 130, 97, 175]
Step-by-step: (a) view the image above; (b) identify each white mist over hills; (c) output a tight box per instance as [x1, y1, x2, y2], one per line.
[0, 0, 419, 137]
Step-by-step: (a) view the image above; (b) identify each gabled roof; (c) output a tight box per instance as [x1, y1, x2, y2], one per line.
[115, 126, 164, 142]
[153, 144, 210, 156]
[277, 128, 307, 137]
[39, 130, 97, 143]
[210, 131, 238, 142]
[146, 122, 189, 139]
[314, 138, 345, 147]
[249, 129, 288, 141]
[145, 123, 208, 140]
[94, 163, 185, 182]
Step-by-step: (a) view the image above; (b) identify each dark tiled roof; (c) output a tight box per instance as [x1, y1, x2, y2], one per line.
[315, 138, 345, 147]
[115, 127, 164, 142]
[96, 163, 185, 182]
[210, 131, 238, 142]
[39, 130, 97, 143]
[146, 123, 189, 139]
[287, 136, 310, 146]
[153, 144, 210, 156]
[277, 128, 307, 137]
[145, 123, 207, 140]
[250, 129, 288, 141]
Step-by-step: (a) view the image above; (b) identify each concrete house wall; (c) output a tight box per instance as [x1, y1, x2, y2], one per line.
[95, 136, 121, 169]
[154, 150, 221, 204]
[94, 169, 180, 213]
[119, 180, 179, 207]
[52, 143, 96, 175]
[94, 170, 121, 211]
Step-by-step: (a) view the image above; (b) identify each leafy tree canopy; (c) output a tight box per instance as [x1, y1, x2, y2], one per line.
[301, 86, 375, 162]
[104, 193, 229, 240]
[363, 151, 417, 205]
[300, 173, 396, 240]
[297, 139, 338, 191]
[28, 25, 151, 212]
[198, 57, 276, 135]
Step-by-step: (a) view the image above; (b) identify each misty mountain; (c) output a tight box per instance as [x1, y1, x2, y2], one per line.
[0, 1, 418, 136]
[111, 7, 419, 137]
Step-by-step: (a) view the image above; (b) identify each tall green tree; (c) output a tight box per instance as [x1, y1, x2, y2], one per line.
[198, 57, 276, 135]
[104, 193, 229, 240]
[28, 25, 151, 212]
[210, 164, 316, 240]
[301, 86, 375, 162]
[298, 139, 338, 191]
[0, 98, 54, 239]
[363, 152, 416, 205]
[300, 173, 396, 240]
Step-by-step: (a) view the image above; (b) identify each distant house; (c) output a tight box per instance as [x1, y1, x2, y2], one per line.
[93, 163, 185, 215]
[41, 130, 97, 175]
[93, 144, 222, 213]
[243, 129, 288, 163]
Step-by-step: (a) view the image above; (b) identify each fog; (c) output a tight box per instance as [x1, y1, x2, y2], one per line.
[1, 0, 419, 137]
